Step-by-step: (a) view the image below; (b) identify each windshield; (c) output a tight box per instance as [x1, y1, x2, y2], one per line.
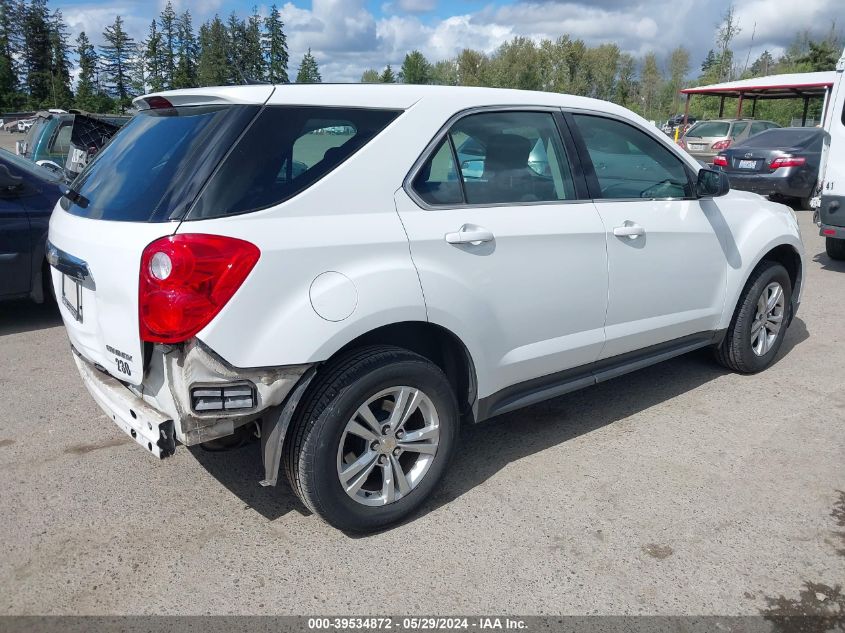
[686, 121, 730, 138]
[22, 117, 50, 157]
[62, 105, 259, 222]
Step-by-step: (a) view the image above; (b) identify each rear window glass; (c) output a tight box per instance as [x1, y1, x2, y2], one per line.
[736, 128, 823, 149]
[187, 106, 401, 220]
[687, 121, 730, 138]
[62, 105, 259, 222]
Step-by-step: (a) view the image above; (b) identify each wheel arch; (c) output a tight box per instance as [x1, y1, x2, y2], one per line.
[330, 321, 479, 422]
[722, 239, 804, 330]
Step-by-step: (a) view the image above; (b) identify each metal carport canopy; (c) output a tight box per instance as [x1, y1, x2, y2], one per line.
[679, 71, 836, 126]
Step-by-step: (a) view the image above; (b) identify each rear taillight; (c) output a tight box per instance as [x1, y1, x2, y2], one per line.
[711, 140, 732, 151]
[769, 156, 806, 169]
[139, 234, 260, 344]
[713, 155, 728, 167]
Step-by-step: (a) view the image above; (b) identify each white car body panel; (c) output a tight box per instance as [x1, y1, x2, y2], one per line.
[394, 189, 608, 399]
[50, 84, 805, 443]
[594, 197, 727, 358]
[48, 211, 176, 385]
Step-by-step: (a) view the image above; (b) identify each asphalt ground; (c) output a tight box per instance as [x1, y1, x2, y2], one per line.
[0, 195, 843, 616]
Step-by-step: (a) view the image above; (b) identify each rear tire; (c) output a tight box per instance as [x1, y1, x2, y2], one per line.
[715, 261, 792, 374]
[826, 236, 845, 261]
[284, 345, 458, 532]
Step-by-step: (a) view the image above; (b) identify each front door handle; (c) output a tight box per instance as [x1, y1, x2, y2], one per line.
[613, 223, 645, 239]
[445, 224, 494, 245]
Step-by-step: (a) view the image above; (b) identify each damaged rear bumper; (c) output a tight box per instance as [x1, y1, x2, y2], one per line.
[73, 350, 176, 458]
[72, 339, 313, 461]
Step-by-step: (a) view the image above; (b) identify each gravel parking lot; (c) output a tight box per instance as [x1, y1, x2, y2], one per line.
[1, 202, 843, 616]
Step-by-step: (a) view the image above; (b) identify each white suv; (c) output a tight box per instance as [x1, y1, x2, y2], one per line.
[48, 85, 805, 531]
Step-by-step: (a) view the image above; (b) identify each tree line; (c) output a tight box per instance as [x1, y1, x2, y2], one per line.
[0, 0, 319, 113]
[0, 0, 841, 123]
[364, 8, 841, 125]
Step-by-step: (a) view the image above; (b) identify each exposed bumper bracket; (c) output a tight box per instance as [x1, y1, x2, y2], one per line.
[73, 349, 176, 458]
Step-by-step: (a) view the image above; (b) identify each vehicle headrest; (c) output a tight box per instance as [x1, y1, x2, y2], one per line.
[485, 134, 531, 172]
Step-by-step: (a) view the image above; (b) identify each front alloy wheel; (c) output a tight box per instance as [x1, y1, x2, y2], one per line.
[750, 282, 785, 357]
[715, 260, 792, 373]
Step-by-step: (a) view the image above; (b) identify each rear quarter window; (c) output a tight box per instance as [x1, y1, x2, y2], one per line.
[62, 105, 260, 222]
[187, 106, 401, 220]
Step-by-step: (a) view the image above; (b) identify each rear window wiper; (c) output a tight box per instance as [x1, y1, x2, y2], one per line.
[62, 185, 89, 208]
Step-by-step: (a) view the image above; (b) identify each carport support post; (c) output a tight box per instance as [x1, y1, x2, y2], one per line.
[751, 98, 757, 118]
[801, 96, 810, 126]
[718, 96, 725, 118]
[682, 93, 690, 128]
[736, 93, 744, 118]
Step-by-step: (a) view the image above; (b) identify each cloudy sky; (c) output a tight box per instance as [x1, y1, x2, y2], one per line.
[52, 0, 842, 82]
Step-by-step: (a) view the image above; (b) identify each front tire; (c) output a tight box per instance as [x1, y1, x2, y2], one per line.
[715, 261, 792, 373]
[284, 345, 458, 532]
[826, 236, 845, 261]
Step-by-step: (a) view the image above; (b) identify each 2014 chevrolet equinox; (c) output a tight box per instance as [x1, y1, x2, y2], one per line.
[48, 85, 805, 531]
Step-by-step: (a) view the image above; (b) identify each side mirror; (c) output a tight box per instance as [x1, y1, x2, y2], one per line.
[696, 167, 729, 198]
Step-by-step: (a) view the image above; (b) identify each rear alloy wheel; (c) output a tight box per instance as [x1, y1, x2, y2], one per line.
[826, 236, 845, 261]
[285, 346, 458, 532]
[337, 386, 441, 507]
[715, 261, 792, 373]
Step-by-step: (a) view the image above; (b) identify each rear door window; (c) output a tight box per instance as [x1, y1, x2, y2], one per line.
[187, 107, 401, 220]
[411, 110, 576, 206]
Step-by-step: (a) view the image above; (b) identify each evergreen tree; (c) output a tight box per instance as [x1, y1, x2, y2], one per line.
[360, 69, 379, 83]
[129, 41, 146, 96]
[295, 48, 321, 83]
[0, 0, 19, 107]
[243, 6, 264, 81]
[379, 64, 395, 83]
[797, 40, 839, 71]
[48, 8, 73, 108]
[159, 0, 177, 88]
[173, 10, 197, 88]
[750, 50, 775, 76]
[21, 0, 53, 106]
[100, 15, 135, 112]
[197, 16, 230, 87]
[74, 31, 98, 111]
[400, 50, 431, 84]
[700, 49, 717, 73]
[263, 4, 288, 83]
[226, 11, 246, 83]
[144, 20, 166, 92]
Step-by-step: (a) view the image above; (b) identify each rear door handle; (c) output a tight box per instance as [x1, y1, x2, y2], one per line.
[445, 224, 494, 245]
[612, 224, 645, 239]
